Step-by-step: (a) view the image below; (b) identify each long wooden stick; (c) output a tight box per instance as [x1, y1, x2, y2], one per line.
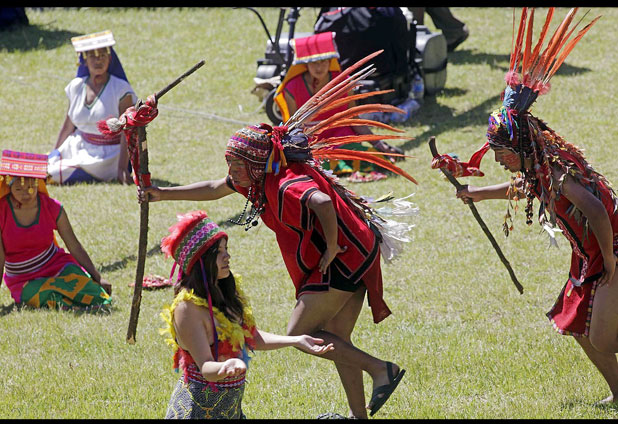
[126, 60, 206, 344]
[126, 126, 149, 344]
[428, 136, 524, 294]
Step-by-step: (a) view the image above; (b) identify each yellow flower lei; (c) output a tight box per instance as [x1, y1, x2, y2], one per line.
[159, 274, 256, 357]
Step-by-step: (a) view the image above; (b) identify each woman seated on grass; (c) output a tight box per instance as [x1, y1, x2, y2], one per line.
[274, 31, 404, 183]
[0, 150, 112, 310]
[160, 210, 334, 419]
[48, 30, 136, 185]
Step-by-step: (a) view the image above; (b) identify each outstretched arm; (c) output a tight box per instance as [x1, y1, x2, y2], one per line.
[56, 209, 111, 294]
[253, 329, 334, 354]
[456, 180, 521, 203]
[139, 177, 235, 203]
[560, 173, 617, 287]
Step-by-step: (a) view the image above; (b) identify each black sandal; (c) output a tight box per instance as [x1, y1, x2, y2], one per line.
[368, 361, 406, 417]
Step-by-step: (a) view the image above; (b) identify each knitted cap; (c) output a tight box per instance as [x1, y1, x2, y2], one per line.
[161, 211, 228, 275]
[225, 124, 273, 184]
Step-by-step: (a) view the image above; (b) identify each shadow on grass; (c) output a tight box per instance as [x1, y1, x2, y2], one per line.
[0, 23, 80, 52]
[151, 178, 180, 188]
[100, 243, 163, 273]
[399, 92, 502, 152]
[0, 303, 19, 317]
[395, 48, 594, 152]
[0, 302, 116, 316]
[560, 398, 618, 413]
[448, 48, 592, 77]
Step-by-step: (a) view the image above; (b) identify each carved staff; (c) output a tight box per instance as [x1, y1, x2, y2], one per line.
[97, 60, 205, 343]
[429, 136, 523, 294]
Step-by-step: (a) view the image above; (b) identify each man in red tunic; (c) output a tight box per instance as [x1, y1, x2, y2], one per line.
[141, 123, 407, 418]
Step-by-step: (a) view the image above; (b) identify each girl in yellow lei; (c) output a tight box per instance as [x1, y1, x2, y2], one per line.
[160, 210, 333, 419]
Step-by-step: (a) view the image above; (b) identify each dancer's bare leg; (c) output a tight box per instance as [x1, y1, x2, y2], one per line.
[323, 286, 367, 418]
[589, 272, 618, 353]
[286, 287, 401, 416]
[574, 335, 618, 403]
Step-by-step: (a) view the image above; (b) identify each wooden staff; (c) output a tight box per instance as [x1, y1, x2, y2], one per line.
[428, 136, 524, 294]
[126, 59, 206, 344]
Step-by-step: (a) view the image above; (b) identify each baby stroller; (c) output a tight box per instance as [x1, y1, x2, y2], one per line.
[248, 7, 433, 125]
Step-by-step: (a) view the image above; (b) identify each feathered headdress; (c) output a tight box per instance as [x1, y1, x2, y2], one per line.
[270, 49, 416, 184]
[432, 7, 613, 240]
[432, 7, 601, 178]
[224, 50, 417, 226]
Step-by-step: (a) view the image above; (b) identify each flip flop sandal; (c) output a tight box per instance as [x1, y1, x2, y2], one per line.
[368, 361, 406, 417]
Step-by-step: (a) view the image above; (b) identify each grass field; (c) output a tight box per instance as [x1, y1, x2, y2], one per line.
[0, 7, 617, 419]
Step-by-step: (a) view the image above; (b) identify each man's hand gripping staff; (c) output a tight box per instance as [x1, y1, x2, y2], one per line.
[429, 136, 524, 294]
[97, 60, 206, 344]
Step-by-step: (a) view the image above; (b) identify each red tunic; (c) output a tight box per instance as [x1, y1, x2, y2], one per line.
[543, 175, 618, 336]
[229, 163, 391, 323]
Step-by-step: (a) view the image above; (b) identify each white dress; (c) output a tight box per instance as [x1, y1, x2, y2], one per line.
[48, 75, 136, 184]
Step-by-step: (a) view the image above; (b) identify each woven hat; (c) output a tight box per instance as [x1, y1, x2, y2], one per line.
[72, 30, 130, 82]
[71, 30, 115, 52]
[291, 32, 340, 65]
[161, 211, 228, 275]
[0, 150, 49, 198]
[0, 150, 48, 178]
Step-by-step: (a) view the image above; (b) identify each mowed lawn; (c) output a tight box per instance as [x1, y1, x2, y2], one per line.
[0, 7, 617, 419]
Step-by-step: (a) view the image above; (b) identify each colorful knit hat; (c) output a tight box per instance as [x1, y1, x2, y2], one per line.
[161, 210, 228, 275]
[72, 30, 130, 82]
[0, 150, 49, 198]
[225, 125, 273, 184]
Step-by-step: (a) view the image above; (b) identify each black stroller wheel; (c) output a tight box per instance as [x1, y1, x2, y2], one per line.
[265, 88, 283, 125]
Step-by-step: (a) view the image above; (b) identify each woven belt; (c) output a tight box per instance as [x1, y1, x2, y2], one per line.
[5, 243, 57, 276]
[80, 130, 121, 146]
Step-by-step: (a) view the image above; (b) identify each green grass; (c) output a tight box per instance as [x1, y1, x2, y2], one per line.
[1, 7, 617, 419]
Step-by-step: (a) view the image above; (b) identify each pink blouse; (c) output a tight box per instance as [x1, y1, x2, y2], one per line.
[0, 193, 79, 302]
